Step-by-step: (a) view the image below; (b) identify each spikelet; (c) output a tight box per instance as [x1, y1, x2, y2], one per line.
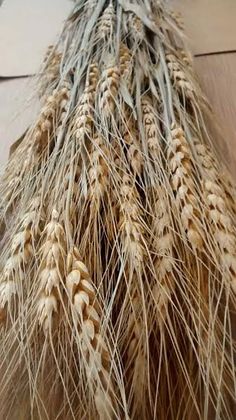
[169, 10, 184, 31]
[37, 209, 66, 333]
[123, 112, 143, 175]
[66, 246, 114, 419]
[141, 95, 161, 160]
[128, 13, 145, 42]
[179, 48, 193, 71]
[120, 43, 133, 88]
[119, 174, 144, 269]
[167, 124, 204, 249]
[125, 293, 146, 418]
[166, 52, 195, 101]
[99, 64, 120, 115]
[203, 180, 236, 294]
[74, 63, 99, 142]
[39, 45, 62, 96]
[152, 187, 175, 325]
[99, 2, 114, 39]
[88, 133, 109, 208]
[3, 85, 71, 207]
[0, 193, 43, 322]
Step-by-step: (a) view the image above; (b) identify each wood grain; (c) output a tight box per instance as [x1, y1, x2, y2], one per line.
[194, 53, 236, 177]
[172, 0, 236, 55]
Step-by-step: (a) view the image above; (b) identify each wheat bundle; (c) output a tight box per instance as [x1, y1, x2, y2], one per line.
[0, 1, 236, 419]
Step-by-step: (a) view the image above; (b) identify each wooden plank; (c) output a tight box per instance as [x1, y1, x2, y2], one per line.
[0, 78, 39, 168]
[172, 0, 236, 55]
[194, 53, 236, 177]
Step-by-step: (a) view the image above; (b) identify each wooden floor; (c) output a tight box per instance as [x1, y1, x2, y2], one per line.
[0, 0, 236, 177]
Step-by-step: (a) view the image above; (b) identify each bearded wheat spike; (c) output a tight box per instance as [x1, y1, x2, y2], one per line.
[141, 95, 161, 159]
[3, 85, 71, 207]
[88, 133, 109, 207]
[66, 247, 114, 419]
[0, 193, 43, 322]
[194, 137, 236, 211]
[99, 2, 115, 39]
[39, 45, 62, 96]
[75, 63, 99, 141]
[179, 49, 193, 71]
[123, 113, 143, 175]
[128, 13, 145, 42]
[119, 174, 144, 268]
[37, 209, 66, 333]
[120, 43, 133, 88]
[166, 52, 195, 101]
[168, 124, 204, 249]
[169, 10, 184, 31]
[126, 293, 146, 417]
[152, 188, 175, 324]
[99, 65, 120, 115]
[204, 180, 236, 293]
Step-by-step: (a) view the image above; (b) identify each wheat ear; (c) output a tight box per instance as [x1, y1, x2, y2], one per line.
[37, 209, 66, 333]
[0, 193, 43, 323]
[74, 63, 98, 142]
[203, 181, 236, 294]
[99, 65, 120, 116]
[66, 246, 115, 419]
[167, 124, 204, 250]
[152, 187, 176, 326]
[99, 1, 115, 40]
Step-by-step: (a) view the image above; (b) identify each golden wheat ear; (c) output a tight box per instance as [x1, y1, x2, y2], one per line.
[0, 0, 236, 419]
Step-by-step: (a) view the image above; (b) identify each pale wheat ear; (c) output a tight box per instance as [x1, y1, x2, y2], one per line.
[0, 0, 236, 419]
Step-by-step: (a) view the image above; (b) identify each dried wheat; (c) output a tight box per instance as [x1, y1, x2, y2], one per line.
[166, 52, 195, 101]
[119, 174, 144, 268]
[152, 187, 175, 324]
[99, 65, 120, 115]
[88, 133, 109, 207]
[99, 2, 114, 39]
[167, 124, 204, 249]
[40, 45, 62, 96]
[141, 95, 161, 160]
[37, 209, 66, 333]
[75, 63, 98, 141]
[204, 180, 236, 293]
[120, 43, 133, 88]
[0, 193, 43, 322]
[66, 246, 114, 419]
[123, 112, 143, 175]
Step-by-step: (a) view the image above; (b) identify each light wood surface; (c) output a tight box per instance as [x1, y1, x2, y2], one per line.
[172, 0, 236, 55]
[194, 53, 236, 177]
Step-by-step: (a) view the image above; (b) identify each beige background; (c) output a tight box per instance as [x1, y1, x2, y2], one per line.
[0, 0, 71, 76]
[0, 0, 236, 176]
